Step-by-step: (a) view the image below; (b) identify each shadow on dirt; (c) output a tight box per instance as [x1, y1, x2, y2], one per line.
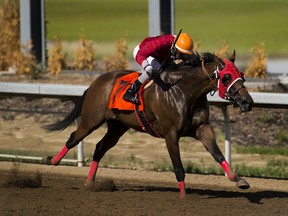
[122, 186, 288, 204]
[188, 188, 288, 204]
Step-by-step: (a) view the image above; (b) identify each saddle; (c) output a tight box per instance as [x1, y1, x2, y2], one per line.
[108, 72, 162, 138]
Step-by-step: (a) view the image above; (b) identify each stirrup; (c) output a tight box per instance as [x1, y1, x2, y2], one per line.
[131, 96, 140, 105]
[123, 90, 140, 104]
[123, 94, 140, 105]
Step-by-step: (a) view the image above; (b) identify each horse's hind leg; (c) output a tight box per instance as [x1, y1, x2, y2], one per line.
[86, 119, 129, 186]
[196, 123, 250, 189]
[44, 117, 106, 166]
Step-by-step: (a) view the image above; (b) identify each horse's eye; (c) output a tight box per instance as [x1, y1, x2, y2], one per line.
[222, 74, 231, 86]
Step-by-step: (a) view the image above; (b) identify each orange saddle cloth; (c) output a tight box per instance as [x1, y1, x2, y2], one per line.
[108, 72, 144, 111]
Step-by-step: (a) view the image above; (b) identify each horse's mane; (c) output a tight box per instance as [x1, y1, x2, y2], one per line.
[156, 52, 222, 89]
[164, 52, 220, 71]
[181, 52, 221, 66]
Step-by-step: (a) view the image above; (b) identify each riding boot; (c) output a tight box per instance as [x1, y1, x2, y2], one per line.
[123, 79, 142, 104]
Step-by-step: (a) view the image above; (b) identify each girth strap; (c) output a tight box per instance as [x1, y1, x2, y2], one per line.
[134, 102, 162, 138]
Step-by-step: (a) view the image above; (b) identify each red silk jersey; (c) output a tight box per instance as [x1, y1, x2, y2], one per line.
[135, 34, 176, 66]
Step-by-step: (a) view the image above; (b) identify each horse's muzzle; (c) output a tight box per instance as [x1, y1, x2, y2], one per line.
[229, 84, 254, 113]
[238, 99, 253, 113]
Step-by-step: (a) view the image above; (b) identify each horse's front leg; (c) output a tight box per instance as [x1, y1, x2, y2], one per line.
[196, 123, 250, 189]
[165, 129, 186, 198]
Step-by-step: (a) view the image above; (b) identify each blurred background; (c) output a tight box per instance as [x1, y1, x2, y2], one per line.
[1, 0, 288, 75]
[44, 0, 288, 57]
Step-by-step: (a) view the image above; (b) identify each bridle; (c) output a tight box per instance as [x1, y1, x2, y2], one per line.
[227, 82, 245, 107]
[201, 60, 245, 104]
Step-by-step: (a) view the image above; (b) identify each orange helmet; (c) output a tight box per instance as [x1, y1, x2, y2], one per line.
[175, 33, 194, 54]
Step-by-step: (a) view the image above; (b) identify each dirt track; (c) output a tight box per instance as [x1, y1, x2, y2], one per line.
[0, 161, 287, 216]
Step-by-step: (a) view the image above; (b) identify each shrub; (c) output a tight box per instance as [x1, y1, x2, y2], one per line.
[193, 39, 201, 53]
[13, 42, 38, 76]
[245, 40, 268, 78]
[0, 0, 20, 70]
[102, 37, 129, 72]
[73, 33, 97, 71]
[0, 0, 43, 79]
[48, 36, 67, 75]
[214, 39, 230, 59]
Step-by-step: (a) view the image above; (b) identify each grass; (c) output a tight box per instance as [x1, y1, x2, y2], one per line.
[267, 158, 288, 167]
[2, 148, 286, 179]
[235, 162, 288, 179]
[277, 129, 287, 143]
[235, 146, 288, 156]
[95, 150, 287, 179]
[126, 154, 144, 167]
[149, 160, 173, 172]
[148, 159, 287, 179]
[45, 0, 148, 41]
[257, 112, 273, 123]
[45, 0, 288, 56]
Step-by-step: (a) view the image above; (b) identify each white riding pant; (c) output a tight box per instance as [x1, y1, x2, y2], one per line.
[133, 45, 162, 83]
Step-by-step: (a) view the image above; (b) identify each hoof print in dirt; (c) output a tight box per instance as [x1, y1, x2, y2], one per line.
[86, 179, 116, 192]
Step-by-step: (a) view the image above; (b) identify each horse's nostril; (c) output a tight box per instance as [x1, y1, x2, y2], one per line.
[242, 100, 249, 105]
[240, 100, 253, 112]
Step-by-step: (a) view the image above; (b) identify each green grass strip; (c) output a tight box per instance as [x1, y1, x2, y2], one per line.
[236, 146, 288, 156]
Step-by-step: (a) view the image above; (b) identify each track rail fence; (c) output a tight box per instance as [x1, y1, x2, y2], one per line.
[0, 82, 287, 167]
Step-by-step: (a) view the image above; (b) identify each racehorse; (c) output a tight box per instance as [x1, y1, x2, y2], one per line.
[43, 51, 254, 197]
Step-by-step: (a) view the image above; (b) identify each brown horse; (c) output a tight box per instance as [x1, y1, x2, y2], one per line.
[43, 51, 254, 197]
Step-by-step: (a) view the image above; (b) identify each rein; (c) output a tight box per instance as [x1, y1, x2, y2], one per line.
[200, 60, 225, 97]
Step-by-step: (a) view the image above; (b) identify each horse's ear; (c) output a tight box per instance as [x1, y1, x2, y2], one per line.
[229, 49, 236, 63]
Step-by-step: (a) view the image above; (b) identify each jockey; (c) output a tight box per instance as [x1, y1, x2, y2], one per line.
[123, 32, 194, 104]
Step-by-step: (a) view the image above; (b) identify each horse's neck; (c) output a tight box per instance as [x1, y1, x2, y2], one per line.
[175, 63, 217, 92]
[155, 65, 215, 107]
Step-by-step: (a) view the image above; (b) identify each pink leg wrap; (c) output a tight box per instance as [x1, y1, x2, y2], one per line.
[179, 181, 186, 198]
[51, 146, 68, 165]
[221, 160, 235, 180]
[86, 161, 99, 184]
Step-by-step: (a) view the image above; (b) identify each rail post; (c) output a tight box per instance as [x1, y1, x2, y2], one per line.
[221, 105, 231, 166]
[75, 117, 85, 167]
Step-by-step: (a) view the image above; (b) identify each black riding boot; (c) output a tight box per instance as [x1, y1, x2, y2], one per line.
[123, 79, 142, 104]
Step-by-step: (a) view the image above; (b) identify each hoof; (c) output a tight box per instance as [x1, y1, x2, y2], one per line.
[85, 181, 94, 188]
[179, 181, 186, 198]
[180, 189, 186, 198]
[236, 178, 250, 189]
[42, 156, 53, 165]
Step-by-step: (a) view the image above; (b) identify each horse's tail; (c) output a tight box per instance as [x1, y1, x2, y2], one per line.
[43, 90, 87, 132]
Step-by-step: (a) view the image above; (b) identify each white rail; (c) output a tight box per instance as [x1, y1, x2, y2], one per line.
[0, 82, 287, 166]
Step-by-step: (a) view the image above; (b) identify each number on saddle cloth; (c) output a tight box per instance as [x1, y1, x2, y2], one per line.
[108, 72, 145, 111]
